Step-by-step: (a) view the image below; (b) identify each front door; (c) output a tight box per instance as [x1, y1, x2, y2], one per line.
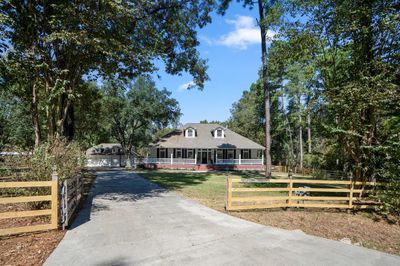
[201, 151, 208, 164]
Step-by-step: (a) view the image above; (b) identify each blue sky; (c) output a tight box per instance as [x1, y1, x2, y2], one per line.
[152, 3, 272, 125]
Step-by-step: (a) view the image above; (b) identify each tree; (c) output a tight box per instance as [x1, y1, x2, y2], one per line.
[0, 1, 215, 143]
[200, 119, 227, 126]
[219, 0, 284, 177]
[227, 80, 264, 145]
[102, 76, 180, 168]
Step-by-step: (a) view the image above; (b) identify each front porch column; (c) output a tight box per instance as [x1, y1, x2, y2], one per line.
[262, 153, 264, 165]
[239, 153, 241, 165]
[171, 152, 173, 165]
[194, 151, 197, 164]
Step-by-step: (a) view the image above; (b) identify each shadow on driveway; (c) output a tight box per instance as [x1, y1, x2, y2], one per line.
[70, 170, 165, 229]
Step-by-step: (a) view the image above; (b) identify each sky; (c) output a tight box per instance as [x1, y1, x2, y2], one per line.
[152, 3, 271, 125]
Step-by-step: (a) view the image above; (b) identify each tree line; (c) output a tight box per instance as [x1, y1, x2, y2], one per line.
[228, 0, 400, 182]
[1, 1, 399, 183]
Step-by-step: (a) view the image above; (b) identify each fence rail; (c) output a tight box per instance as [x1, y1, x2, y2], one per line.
[60, 174, 83, 229]
[0, 171, 58, 236]
[226, 177, 382, 211]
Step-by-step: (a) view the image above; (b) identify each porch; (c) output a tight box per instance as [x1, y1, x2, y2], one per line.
[144, 148, 264, 166]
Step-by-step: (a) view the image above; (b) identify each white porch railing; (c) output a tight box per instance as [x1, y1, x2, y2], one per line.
[215, 159, 263, 165]
[137, 158, 263, 165]
[142, 158, 196, 165]
[172, 158, 197, 164]
[240, 159, 263, 165]
[215, 159, 240, 165]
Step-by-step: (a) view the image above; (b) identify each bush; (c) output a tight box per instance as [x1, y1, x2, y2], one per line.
[27, 139, 85, 181]
[377, 182, 400, 219]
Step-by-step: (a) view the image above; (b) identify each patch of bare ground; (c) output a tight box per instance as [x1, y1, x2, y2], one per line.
[0, 230, 65, 266]
[0, 171, 97, 266]
[227, 209, 400, 255]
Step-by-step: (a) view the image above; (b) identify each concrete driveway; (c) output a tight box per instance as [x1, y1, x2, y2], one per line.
[45, 170, 400, 266]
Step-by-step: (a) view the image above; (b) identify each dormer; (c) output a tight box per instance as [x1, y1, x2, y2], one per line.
[213, 127, 225, 138]
[184, 127, 196, 138]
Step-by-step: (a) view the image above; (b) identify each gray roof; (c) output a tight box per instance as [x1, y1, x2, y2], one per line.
[86, 143, 122, 155]
[151, 123, 265, 149]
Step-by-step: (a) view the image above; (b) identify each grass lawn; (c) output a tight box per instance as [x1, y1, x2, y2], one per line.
[138, 170, 400, 255]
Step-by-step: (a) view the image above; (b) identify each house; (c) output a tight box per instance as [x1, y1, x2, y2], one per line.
[146, 123, 265, 170]
[86, 143, 126, 167]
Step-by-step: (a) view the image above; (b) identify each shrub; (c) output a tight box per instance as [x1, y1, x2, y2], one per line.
[27, 139, 85, 181]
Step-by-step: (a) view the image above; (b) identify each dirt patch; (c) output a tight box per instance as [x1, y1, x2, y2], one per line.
[191, 193, 400, 255]
[227, 209, 400, 255]
[0, 230, 65, 266]
[0, 171, 97, 266]
[171, 184, 400, 255]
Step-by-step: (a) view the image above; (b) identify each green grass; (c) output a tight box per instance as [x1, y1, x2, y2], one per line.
[137, 170, 290, 210]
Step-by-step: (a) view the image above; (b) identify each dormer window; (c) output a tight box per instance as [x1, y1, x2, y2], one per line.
[214, 128, 224, 138]
[185, 127, 196, 138]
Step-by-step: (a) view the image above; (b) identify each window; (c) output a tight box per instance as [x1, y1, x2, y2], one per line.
[216, 149, 223, 159]
[186, 128, 195, 138]
[159, 148, 166, 158]
[243, 150, 250, 159]
[214, 128, 224, 138]
[227, 149, 234, 159]
[187, 149, 194, 158]
[176, 149, 182, 158]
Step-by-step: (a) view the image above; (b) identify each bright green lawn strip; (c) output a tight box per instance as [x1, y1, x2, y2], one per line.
[138, 171, 288, 209]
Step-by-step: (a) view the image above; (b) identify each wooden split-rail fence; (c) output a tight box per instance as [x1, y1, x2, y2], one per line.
[226, 177, 382, 211]
[0, 170, 84, 236]
[0, 171, 59, 236]
[60, 174, 83, 229]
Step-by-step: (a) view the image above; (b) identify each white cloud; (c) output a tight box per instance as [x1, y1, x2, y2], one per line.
[178, 81, 195, 91]
[216, 15, 275, 50]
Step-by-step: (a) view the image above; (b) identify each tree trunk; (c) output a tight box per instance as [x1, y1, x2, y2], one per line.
[258, 0, 272, 178]
[307, 112, 311, 153]
[31, 82, 41, 148]
[58, 93, 75, 141]
[299, 114, 303, 170]
[126, 151, 132, 169]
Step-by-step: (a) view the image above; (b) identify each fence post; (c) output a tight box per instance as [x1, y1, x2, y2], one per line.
[287, 178, 293, 207]
[62, 179, 68, 230]
[51, 167, 59, 229]
[226, 177, 232, 210]
[349, 179, 354, 209]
